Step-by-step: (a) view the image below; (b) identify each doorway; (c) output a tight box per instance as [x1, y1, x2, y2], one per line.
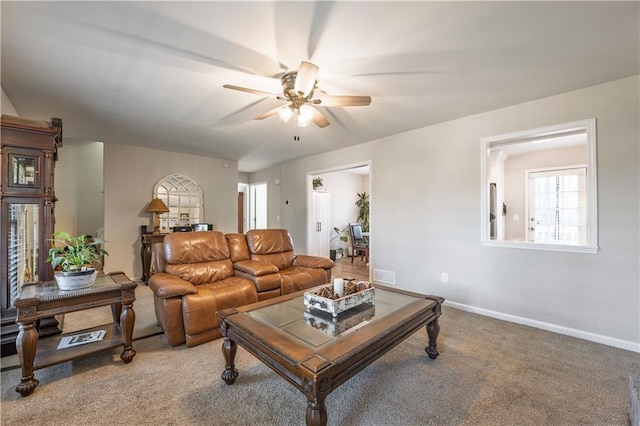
[307, 163, 371, 268]
[249, 182, 267, 230]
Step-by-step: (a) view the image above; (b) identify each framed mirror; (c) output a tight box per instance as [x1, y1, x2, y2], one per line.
[480, 119, 598, 253]
[154, 174, 204, 233]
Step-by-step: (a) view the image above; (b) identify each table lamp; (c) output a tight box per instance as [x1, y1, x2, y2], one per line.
[144, 198, 169, 234]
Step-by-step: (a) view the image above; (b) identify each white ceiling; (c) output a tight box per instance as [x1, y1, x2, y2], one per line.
[1, 2, 638, 172]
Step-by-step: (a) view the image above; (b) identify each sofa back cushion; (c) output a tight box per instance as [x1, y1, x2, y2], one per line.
[245, 229, 295, 270]
[225, 233, 251, 262]
[163, 231, 233, 284]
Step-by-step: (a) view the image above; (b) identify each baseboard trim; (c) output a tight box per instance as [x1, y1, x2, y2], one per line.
[444, 300, 640, 353]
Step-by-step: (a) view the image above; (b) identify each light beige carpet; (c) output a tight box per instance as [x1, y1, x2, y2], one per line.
[2, 295, 638, 425]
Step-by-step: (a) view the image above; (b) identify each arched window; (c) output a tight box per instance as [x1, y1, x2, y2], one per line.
[154, 174, 204, 232]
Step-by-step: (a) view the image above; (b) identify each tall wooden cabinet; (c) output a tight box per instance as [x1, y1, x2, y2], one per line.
[1, 115, 63, 356]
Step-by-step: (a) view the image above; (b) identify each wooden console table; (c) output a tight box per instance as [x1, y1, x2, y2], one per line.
[14, 272, 137, 397]
[140, 230, 166, 283]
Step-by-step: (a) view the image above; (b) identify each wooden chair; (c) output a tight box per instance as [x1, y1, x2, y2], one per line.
[349, 223, 369, 263]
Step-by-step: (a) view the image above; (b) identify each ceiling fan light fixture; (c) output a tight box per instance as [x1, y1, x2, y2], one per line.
[278, 106, 294, 123]
[296, 105, 314, 127]
[223, 60, 370, 129]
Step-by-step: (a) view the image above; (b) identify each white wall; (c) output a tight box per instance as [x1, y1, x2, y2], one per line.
[55, 141, 79, 236]
[256, 75, 640, 351]
[55, 139, 104, 238]
[103, 143, 238, 279]
[249, 165, 282, 229]
[1, 87, 18, 115]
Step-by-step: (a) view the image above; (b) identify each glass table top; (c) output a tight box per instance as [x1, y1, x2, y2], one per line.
[18, 273, 126, 300]
[246, 288, 420, 350]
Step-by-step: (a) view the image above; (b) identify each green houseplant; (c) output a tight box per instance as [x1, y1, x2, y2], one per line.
[47, 232, 109, 290]
[312, 177, 323, 189]
[330, 226, 349, 260]
[356, 192, 370, 232]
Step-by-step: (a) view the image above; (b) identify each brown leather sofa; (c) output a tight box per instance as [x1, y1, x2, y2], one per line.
[148, 231, 258, 347]
[149, 229, 334, 347]
[226, 229, 334, 301]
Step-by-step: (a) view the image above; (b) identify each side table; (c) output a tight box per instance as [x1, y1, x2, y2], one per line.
[140, 230, 166, 283]
[14, 271, 137, 397]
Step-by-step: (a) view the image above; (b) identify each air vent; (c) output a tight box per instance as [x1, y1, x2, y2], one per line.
[373, 269, 395, 285]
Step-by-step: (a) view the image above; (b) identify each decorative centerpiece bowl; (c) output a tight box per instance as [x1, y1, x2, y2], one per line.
[304, 280, 374, 318]
[54, 268, 98, 291]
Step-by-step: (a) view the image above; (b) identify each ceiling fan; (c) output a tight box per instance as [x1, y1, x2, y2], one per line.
[223, 61, 371, 128]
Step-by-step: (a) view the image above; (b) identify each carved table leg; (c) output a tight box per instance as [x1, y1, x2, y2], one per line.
[119, 302, 136, 363]
[306, 400, 328, 426]
[141, 240, 152, 284]
[425, 318, 440, 359]
[221, 336, 239, 385]
[16, 321, 39, 396]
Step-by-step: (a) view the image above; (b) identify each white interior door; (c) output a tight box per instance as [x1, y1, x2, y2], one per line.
[526, 167, 587, 244]
[310, 191, 330, 257]
[249, 182, 267, 230]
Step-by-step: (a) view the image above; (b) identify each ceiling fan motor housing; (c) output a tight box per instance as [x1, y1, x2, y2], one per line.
[281, 71, 315, 100]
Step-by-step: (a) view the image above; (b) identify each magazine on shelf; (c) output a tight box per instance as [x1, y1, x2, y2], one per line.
[57, 330, 106, 350]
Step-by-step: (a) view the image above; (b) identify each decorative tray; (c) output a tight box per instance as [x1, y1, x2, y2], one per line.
[303, 280, 374, 318]
[304, 304, 375, 336]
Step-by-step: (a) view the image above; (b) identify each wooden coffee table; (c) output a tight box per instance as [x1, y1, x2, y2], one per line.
[14, 272, 137, 396]
[218, 284, 444, 426]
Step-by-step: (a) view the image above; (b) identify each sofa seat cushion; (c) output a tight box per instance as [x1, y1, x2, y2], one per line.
[295, 254, 334, 269]
[182, 277, 258, 337]
[251, 251, 295, 271]
[234, 259, 279, 276]
[280, 267, 328, 294]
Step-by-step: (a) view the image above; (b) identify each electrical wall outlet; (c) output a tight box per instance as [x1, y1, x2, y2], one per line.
[441, 272, 449, 283]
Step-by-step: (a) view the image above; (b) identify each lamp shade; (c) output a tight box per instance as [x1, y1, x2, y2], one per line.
[296, 105, 314, 127]
[145, 198, 169, 214]
[278, 106, 294, 123]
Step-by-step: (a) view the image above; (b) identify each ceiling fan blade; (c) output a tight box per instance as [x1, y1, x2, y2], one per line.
[223, 84, 281, 99]
[294, 61, 319, 97]
[311, 95, 372, 107]
[312, 107, 330, 128]
[254, 105, 287, 121]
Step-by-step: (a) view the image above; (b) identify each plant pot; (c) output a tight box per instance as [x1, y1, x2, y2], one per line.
[330, 249, 337, 261]
[54, 269, 97, 291]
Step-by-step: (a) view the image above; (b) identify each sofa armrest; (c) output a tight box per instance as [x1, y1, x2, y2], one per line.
[149, 272, 198, 299]
[234, 259, 279, 277]
[294, 255, 335, 269]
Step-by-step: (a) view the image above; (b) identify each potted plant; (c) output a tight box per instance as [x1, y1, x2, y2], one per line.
[47, 232, 109, 290]
[329, 226, 349, 261]
[312, 177, 323, 189]
[356, 192, 370, 232]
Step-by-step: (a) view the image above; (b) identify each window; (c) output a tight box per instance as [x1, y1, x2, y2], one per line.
[481, 119, 597, 253]
[154, 174, 203, 232]
[526, 167, 587, 245]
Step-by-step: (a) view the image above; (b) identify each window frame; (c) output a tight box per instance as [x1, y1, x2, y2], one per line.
[480, 119, 598, 254]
